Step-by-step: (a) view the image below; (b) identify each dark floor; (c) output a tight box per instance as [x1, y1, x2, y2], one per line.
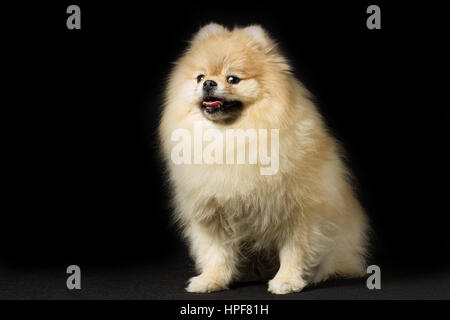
[1, 254, 449, 300]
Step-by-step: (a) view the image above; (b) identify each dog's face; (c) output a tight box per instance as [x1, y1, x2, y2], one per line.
[171, 24, 291, 123]
[195, 70, 245, 123]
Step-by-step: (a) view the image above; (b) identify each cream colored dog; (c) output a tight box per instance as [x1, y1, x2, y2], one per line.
[159, 23, 369, 294]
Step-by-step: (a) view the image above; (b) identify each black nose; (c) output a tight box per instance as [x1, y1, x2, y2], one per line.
[203, 80, 217, 91]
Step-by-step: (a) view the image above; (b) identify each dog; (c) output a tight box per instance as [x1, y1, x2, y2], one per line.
[158, 23, 369, 294]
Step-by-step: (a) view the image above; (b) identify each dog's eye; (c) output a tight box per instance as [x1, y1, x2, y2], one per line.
[196, 74, 205, 83]
[227, 76, 240, 84]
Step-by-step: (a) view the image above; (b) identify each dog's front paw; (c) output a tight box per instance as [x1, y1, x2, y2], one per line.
[268, 277, 306, 294]
[186, 275, 227, 293]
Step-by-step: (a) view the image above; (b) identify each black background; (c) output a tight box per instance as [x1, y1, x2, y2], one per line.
[2, 0, 450, 298]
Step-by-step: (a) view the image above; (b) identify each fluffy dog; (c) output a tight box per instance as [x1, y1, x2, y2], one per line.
[159, 23, 369, 294]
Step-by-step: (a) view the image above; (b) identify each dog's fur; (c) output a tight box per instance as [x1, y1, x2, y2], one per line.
[159, 23, 369, 294]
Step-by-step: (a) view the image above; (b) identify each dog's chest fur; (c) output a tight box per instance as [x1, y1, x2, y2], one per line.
[176, 164, 298, 247]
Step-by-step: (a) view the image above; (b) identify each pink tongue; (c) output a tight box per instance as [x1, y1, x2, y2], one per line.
[202, 100, 222, 107]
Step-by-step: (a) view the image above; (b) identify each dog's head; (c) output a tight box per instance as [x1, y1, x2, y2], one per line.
[168, 23, 292, 123]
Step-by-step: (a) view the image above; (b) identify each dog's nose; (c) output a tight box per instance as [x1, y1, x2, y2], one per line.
[203, 80, 217, 91]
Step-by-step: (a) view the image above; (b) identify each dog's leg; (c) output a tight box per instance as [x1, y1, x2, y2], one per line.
[268, 239, 307, 294]
[185, 221, 237, 293]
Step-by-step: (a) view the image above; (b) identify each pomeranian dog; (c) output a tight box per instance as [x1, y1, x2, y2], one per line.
[159, 23, 369, 294]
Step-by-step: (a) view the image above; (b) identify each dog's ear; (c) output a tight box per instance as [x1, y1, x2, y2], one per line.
[241, 25, 290, 71]
[240, 25, 275, 53]
[241, 25, 269, 45]
[192, 23, 228, 43]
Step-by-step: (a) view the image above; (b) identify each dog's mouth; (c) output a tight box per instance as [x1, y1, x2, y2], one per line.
[202, 96, 225, 110]
[200, 96, 243, 122]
